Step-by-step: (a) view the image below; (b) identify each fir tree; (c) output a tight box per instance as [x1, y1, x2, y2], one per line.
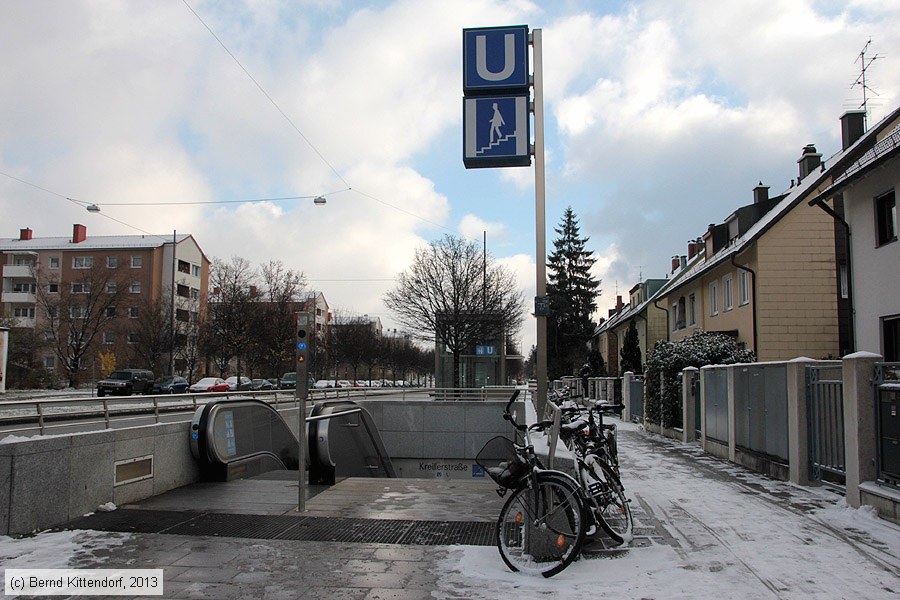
[546, 207, 600, 378]
[620, 319, 643, 374]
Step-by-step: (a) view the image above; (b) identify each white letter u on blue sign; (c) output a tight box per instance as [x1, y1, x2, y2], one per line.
[475, 34, 515, 81]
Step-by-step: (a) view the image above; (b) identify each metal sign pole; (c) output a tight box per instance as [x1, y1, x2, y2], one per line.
[532, 28, 549, 419]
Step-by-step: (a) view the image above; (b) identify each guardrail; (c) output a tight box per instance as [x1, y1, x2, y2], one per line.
[0, 387, 402, 437]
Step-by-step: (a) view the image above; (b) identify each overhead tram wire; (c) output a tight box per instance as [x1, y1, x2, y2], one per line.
[180, 0, 456, 237]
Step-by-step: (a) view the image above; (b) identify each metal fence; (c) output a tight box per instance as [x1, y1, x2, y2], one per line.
[875, 362, 900, 488]
[806, 364, 845, 485]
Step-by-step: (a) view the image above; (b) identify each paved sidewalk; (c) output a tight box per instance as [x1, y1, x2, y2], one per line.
[4, 422, 900, 599]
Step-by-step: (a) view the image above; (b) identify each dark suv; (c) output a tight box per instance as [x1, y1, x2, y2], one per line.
[97, 369, 155, 396]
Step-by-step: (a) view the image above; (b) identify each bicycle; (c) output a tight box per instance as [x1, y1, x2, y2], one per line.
[476, 390, 591, 577]
[555, 399, 634, 544]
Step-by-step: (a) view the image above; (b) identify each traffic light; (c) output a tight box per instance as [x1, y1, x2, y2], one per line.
[294, 314, 310, 400]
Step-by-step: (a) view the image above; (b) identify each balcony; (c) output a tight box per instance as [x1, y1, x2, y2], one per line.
[2, 291, 36, 304]
[2, 265, 34, 278]
[10, 316, 36, 328]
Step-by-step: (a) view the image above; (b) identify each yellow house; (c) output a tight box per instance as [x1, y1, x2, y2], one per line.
[655, 143, 854, 362]
[594, 279, 667, 375]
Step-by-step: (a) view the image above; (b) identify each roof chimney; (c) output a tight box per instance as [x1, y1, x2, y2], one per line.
[752, 181, 769, 204]
[840, 110, 866, 150]
[688, 241, 699, 260]
[671, 256, 680, 273]
[616, 295, 623, 313]
[72, 223, 87, 244]
[19, 228, 33, 241]
[797, 144, 822, 180]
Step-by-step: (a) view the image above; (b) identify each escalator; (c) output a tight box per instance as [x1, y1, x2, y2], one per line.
[190, 397, 394, 482]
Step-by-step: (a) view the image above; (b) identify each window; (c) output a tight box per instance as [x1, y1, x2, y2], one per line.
[676, 296, 686, 330]
[44, 356, 56, 369]
[12, 282, 35, 293]
[70, 306, 88, 319]
[709, 281, 719, 315]
[105, 306, 116, 317]
[48, 282, 59, 293]
[190, 288, 199, 300]
[178, 260, 190, 274]
[73, 256, 93, 269]
[131, 255, 142, 268]
[177, 284, 190, 298]
[71, 282, 91, 294]
[839, 264, 849, 299]
[723, 274, 733, 311]
[191, 264, 200, 277]
[107, 255, 118, 268]
[176, 308, 190, 322]
[103, 332, 115, 345]
[13, 307, 35, 318]
[130, 281, 141, 294]
[106, 282, 117, 294]
[884, 316, 900, 362]
[48, 257, 60, 269]
[688, 293, 696, 326]
[129, 307, 140, 318]
[876, 190, 897, 246]
[127, 332, 138, 344]
[739, 270, 750, 306]
[46, 306, 58, 318]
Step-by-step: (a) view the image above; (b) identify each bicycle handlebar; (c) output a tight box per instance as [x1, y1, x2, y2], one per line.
[504, 390, 527, 432]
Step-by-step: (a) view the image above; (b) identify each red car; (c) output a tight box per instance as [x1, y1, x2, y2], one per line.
[188, 377, 230, 393]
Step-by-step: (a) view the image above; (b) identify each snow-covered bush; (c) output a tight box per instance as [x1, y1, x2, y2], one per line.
[645, 331, 755, 428]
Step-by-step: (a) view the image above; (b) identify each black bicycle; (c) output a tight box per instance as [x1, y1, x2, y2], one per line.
[477, 391, 592, 577]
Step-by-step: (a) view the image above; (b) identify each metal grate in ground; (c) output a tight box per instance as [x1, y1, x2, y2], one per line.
[65, 509, 497, 547]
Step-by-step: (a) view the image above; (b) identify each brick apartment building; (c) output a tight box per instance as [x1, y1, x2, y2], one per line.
[0, 224, 209, 382]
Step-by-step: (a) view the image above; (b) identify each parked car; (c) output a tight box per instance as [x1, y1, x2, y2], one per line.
[313, 379, 332, 389]
[151, 375, 189, 394]
[249, 378, 274, 390]
[189, 377, 230, 393]
[280, 372, 297, 389]
[336, 380, 353, 388]
[97, 369, 155, 397]
[225, 376, 252, 391]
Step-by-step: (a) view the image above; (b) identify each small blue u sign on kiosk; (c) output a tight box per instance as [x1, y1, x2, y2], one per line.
[462, 25, 531, 169]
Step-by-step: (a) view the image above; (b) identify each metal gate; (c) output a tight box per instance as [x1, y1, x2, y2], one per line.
[806, 365, 845, 486]
[629, 375, 644, 423]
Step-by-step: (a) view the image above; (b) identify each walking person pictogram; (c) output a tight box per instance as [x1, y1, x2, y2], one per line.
[489, 102, 505, 144]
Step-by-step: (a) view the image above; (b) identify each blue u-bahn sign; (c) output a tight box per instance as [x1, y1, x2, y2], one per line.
[463, 25, 529, 94]
[463, 94, 530, 168]
[463, 25, 530, 169]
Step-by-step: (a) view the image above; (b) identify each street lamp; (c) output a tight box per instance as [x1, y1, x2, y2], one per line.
[313, 196, 327, 206]
[86, 204, 101, 213]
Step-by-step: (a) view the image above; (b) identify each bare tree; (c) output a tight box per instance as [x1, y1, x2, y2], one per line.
[129, 295, 173, 376]
[32, 263, 135, 387]
[256, 260, 306, 378]
[384, 235, 524, 387]
[330, 311, 379, 382]
[205, 256, 259, 379]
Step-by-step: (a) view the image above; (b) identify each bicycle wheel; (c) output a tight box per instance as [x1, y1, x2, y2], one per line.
[496, 473, 586, 577]
[583, 456, 632, 545]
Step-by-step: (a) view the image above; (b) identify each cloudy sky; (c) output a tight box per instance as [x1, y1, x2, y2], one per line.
[2, 0, 898, 352]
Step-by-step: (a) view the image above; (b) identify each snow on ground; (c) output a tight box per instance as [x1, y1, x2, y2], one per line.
[0, 530, 131, 569]
[435, 415, 900, 599]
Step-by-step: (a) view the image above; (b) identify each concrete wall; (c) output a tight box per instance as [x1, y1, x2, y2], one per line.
[355, 399, 517, 480]
[0, 421, 199, 536]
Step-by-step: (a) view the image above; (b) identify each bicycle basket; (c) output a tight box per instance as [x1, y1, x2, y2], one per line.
[476, 436, 529, 488]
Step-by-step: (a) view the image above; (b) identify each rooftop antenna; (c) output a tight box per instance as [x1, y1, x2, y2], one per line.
[852, 38, 882, 126]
